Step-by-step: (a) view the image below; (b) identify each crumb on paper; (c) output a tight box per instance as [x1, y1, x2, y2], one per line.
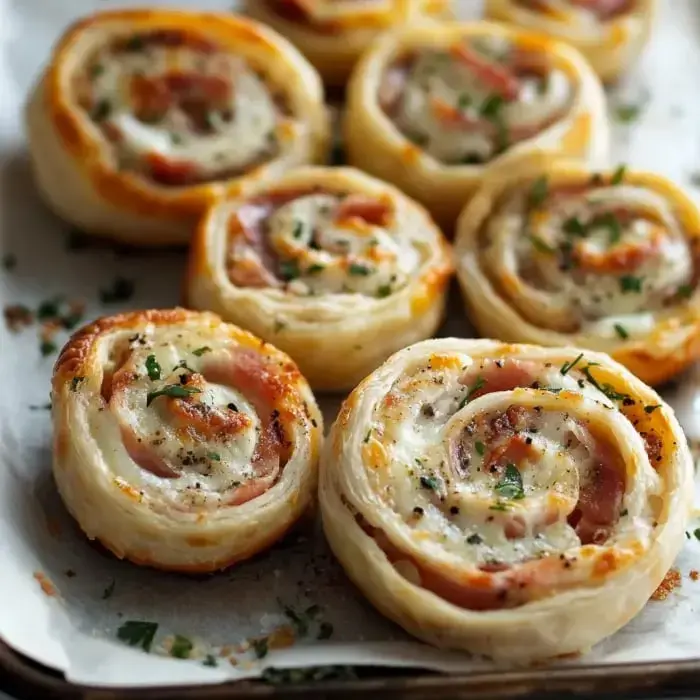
[3, 304, 33, 332]
[33, 571, 58, 597]
[267, 625, 296, 651]
[228, 656, 238, 667]
[651, 568, 681, 600]
[690, 570, 699, 581]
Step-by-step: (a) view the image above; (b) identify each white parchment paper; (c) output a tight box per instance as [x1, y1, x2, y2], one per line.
[2, 0, 700, 689]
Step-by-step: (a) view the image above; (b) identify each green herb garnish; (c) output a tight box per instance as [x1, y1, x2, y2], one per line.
[611, 164, 627, 185]
[614, 324, 629, 340]
[457, 93, 472, 110]
[420, 476, 439, 491]
[307, 263, 325, 274]
[644, 404, 661, 414]
[348, 262, 372, 276]
[530, 236, 555, 254]
[528, 176, 549, 208]
[582, 364, 629, 401]
[100, 277, 134, 303]
[192, 346, 211, 357]
[677, 284, 694, 299]
[252, 637, 269, 659]
[292, 220, 304, 239]
[615, 104, 642, 124]
[170, 635, 193, 659]
[40, 340, 57, 357]
[91, 99, 111, 122]
[208, 452, 221, 462]
[279, 260, 300, 281]
[117, 620, 158, 652]
[146, 385, 201, 407]
[494, 463, 525, 500]
[560, 352, 584, 376]
[489, 502, 509, 511]
[563, 216, 587, 237]
[620, 275, 643, 293]
[475, 441, 485, 456]
[376, 284, 392, 298]
[466, 533, 483, 545]
[203, 654, 218, 667]
[145, 355, 161, 381]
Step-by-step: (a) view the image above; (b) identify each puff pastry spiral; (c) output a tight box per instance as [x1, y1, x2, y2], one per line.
[344, 21, 608, 229]
[185, 166, 453, 391]
[245, 0, 451, 86]
[26, 9, 329, 246]
[455, 154, 700, 386]
[52, 309, 322, 573]
[485, 0, 657, 82]
[320, 338, 692, 661]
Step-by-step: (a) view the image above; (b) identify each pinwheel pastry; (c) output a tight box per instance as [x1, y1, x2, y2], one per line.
[320, 338, 692, 661]
[454, 154, 700, 387]
[344, 21, 608, 230]
[245, 1, 452, 86]
[25, 9, 329, 246]
[51, 309, 322, 573]
[485, 1, 657, 83]
[185, 166, 453, 391]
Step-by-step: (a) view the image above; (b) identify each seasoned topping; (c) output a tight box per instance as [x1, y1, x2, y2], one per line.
[225, 187, 423, 297]
[479, 172, 695, 339]
[379, 37, 572, 164]
[74, 30, 292, 185]
[349, 345, 663, 611]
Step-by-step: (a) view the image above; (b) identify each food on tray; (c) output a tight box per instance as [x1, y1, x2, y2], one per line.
[25, 9, 329, 246]
[51, 308, 322, 573]
[320, 337, 692, 661]
[344, 21, 608, 230]
[244, 0, 452, 86]
[454, 153, 700, 386]
[185, 166, 453, 391]
[485, 0, 657, 82]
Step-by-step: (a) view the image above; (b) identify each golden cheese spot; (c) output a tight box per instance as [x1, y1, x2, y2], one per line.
[560, 112, 592, 155]
[363, 440, 388, 470]
[529, 209, 550, 228]
[606, 24, 628, 49]
[267, 625, 296, 650]
[426, 353, 463, 372]
[113, 478, 143, 502]
[33, 571, 58, 597]
[401, 143, 423, 164]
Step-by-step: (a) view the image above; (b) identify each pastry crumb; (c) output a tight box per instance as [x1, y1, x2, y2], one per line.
[690, 570, 699, 581]
[651, 568, 681, 600]
[33, 571, 58, 597]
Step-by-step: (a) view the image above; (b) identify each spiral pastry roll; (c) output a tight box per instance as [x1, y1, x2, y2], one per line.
[321, 338, 692, 661]
[245, 0, 451, 86]
[344, 21, 608, 230]
[25, 9, 329, 246]
[485, 1, 657, 83]
[454, 155, 700, 387]
[51, 309, 322, 573]
[185, 166, 453, 391]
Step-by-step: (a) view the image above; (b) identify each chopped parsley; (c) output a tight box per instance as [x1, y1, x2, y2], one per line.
[614, 324, 629, 340]
[530, 236, 555, 254]
[619, 275, 643, 293]
[273, 319, 287, 333]
[494, 463, 525, 500]
[459, 375, 486, 408]
[208, 452, 221, 462]
[677, 284, 694, 299]
[611, 164, 627, 185]
[117, 620, 158, 652]
[348, 262, 372, 276]
[279, 260, 300, 281]
[192, 346, 211, 357]
[694, 528, 700, 541]
[420, 475, 439, 491]
[582, 364, 629, 401]
[146, 385, 201, 407]
[376, 284, 392, 298]
[70, 376, 85, 392]
[37, 297, 62, 320]
[91, 99, 111, 122]
[466, 533, 483, 545]
[170, 635, 193, 659]
[203, 654, 218, 667]
[124, 35, 145, 51]
[40, 340, 57, 357]
[145, 354, 161, 381]
[292, 220, 304, 239]
[489, 502, 509, 511]
[475, 441, 485, 456]
[100, 277, 134, 303]
[644, 404, 661, 414]
[307, 263, 325, 274]
[615, 104, 642, 123]
[252, 637, 269, 659]
[480, 93, 504, 119]
[364, 430, 371, 443]
[560, 352, 584, 376]
[528, 176, 549, 208]
[458, 93, 472, 110]
[563, 216, 587, 238]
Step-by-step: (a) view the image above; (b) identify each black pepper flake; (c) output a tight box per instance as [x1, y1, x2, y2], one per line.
[413, 506, 424, 516]
[450, 506, 460, 515]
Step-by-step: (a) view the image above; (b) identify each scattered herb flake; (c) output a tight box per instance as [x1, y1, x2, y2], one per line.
[117, 620, 158, 652]
[40, 340, 57, 357]
[376, 284, 392, 298]
[203, 654, 218, 667]
[170, 635, 193, 659]
[465, 375, 486, 402]
[563, 216, 587, 238]
[273, 319, 287, 333]
[91, 99, 112, 122]
[620, 509, 629, 517]
[279, 260, 300, 281]
[252, 637, 269, 659]
[614, 324, 629, 340]
[528, 176, 549, 208]
[458, 93, 472, 110]
[611, 164, 627, 185]
[494, 463, 525, 500]
[615, 104, 642, 123]
[466, 533, 483, 545]
[677, 284, 694, 299]
[582, 365, 629, 401]
[644, 404, 661, 414]
[619, 275, 643, 293]
[208, 452, 221, 462]
[489, 502, 509, 511]
[100, 277, 134, 303]
[146, 385, 201, 407]
[192, 346, 211, 357]
[307, 263, 325, 274]
[560, 352, 584, 376]
[530, 236, 555, 254]
[37, 297, 62, 320]
[292, 220, 304, 239]
[348, 262, 372, 276]
[475, 440, 485, 456]
[70, 376, 85, 392]
[420, 475, 439, 491]
[480, 93, 504, 119]
[145, 354, 161, 381]
[364, 430, 371, 443]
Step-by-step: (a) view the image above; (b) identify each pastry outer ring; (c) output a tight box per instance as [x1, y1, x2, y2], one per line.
[25, 9, 329, 246]
[319, 337, 693, 661]
[185, 166, 454, 392]
[453, 151, 700, 386]
[344, 21, 609, 232]
[244, 0, 452, 86]
[51, 308, 322, 573]
[485, 0, 658, 83]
